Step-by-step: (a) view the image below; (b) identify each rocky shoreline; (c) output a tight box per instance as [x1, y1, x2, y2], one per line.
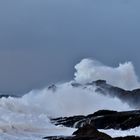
[48, 80, 140, 108]
[42, 109, 140, 140]
[51, 109, 140, 130]
[44, 80, 140, 140]
[43, 124, 140, 140]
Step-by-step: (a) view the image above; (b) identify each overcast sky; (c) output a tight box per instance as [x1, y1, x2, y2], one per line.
[0, 0, 140, 94]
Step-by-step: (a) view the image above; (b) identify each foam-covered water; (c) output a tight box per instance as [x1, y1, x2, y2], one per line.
[0, 93, 76, 140]
[100, 126, 140, 137]
[0, 58, 139, 139]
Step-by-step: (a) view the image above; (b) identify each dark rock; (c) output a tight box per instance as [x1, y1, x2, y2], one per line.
[92, 80, 140, 108]
[51, 115, 85, 128]
[43, 124, 112, 140]
[85, 80, 106, 86]
[73, 124, 112, 139]
[0, 94, 19, 98]
[87, 110, 117, 117]
[94, 80, 107, 86]
[91, 111, 140, 130]
[48, 84, 57, 92]
[43, 124, 140, 140]
[43, 136, 73, 140]
[71, 83, 82, 87]
[43, 135, 140, 140]
[51, 110, 140, 130]
[114, 136, 140, 140]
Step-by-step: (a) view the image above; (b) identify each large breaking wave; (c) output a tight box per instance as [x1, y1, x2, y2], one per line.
[0, 58, 139, 139]
[74, 58, 140, 90]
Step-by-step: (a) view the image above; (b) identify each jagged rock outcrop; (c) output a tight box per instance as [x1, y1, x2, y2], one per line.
[48, 80, 140, 108]
[114, 136, 140, 140]
[71, 80, 140, 108]
[43, 124, 112, 140]
[43, 124, 140, 140]
[48, 84, 57, 92]
[51, 110, 140, 130]
[45, 80, 140, 140]
[73, 124, 112, 140]
[0, 94, 19, 98]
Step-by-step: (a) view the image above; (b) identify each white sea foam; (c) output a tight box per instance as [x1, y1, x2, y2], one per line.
[0, 95, 76, 139]
[100, 126, 140, 137]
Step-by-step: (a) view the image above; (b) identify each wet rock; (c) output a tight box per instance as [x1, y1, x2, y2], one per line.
[51, 115, 85, 128]
[73, 124, 112, 140]
[114, 136, 140, 140]
[71, 83, 82, 87]
[43, 124, 140, 140]
[48, 84, 57, 92]
[51, 110, 140, 130]
[43, 124, 112, 140]
[93, 80, 140, 108]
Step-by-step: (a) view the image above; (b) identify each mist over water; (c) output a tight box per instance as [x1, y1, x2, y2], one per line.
[0, 58, 139, 139]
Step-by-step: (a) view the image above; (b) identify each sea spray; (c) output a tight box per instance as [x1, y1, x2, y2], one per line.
[74, 58, 140, 90]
